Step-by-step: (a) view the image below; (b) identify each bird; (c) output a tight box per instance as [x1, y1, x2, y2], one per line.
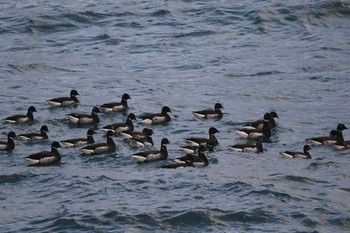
[175, 144, 209, 167]
[131, 138, 170, 162]
[47, 89, 79, 107]
[68, 106, 101, 125]
[123, 128, 154, 148]
[60, 128, 96, 147]
[139, 106, 172, 125]
[0, 131, 16, 151]
[3, 106, 37, 124]
[228, 136, 264, 153]
[101, 113, 137, 134]
[17, 125, 49, 141]
[24, 141, 62, 165]
[100, 93, 131, 112]
[193, 103, 224, 119]
[332, 126, 350, 150]
[279, 145, 312, 159]
[236, 113, 271, 140]
[185, 127, 219, 152]
[81, 130, 116, 155]
[120, 127, 153, 140]
[331, 123, 348, 145]
[306, 130, 338, 146]
[243, 111, 279, 130]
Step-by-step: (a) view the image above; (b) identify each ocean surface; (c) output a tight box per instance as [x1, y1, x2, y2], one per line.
[1, 0, 350, 232]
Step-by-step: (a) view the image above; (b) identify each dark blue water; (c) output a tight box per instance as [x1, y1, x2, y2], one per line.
[1, 0, 350, 232]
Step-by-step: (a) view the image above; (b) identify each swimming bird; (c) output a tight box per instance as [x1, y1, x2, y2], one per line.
[185, 127, 219, 152]
[120, 127, 153, 140]
[100, 93, 131, 112]
[193, 103, 224, 119]
[332, 126, 350, 150]
[228, 136, 264, 153]
[17, 125, 49, 141]
[60, 128, 96, 147]
[332, 123, 348, 145]
[175, 144, 209, 167]
[306, 130, 338, 146]
[123, 128, 154, 148]
[236, 113, 271, 140]
[279, 145, 312, 159]
[0, 131, 16, 151]
[3, 106, 37, 124]
[139, 106, 171, 125]
[47, 89, 79, 107]
[101, 113, 136, 134]
[131, 138, 170, 162]
[68, 106, 101, 125]
[81, 131, 116, 155]
[243, 111, 279, 130]
[24, 141, 62, 165]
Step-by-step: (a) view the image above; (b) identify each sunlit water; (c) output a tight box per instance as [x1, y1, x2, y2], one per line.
[1, 0, 350, 232]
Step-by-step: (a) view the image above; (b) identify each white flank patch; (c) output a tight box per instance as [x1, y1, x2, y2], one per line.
[61, 141, 75, 147]
[235, 130, 249, 138]
[333, 144, 345, 150]
[185, 140, 199, 147]
[242, 126, 257, 130]
[18, 136, 31, 141]
[25, 158, 40, 165]
[193, 112, 205, 119]
[81, 148, 95, 155]
[279, 152, 293, 158]
[228, 147, 243, 152]
[120, 132, 132, 139]
[131, 155, 148, 162]
[139, 119, 153, 125]
[68, 115, 80, 124]
[306, 140, 322, 146]
[174, 159, 186, 164]
[47, 101, 62, 107]
[3, 119, 17, 124]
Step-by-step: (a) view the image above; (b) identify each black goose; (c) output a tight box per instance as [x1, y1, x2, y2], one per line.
[81, 131, 116, 155]
[236, 113, 271, 141]
[185, 127, 219, 152]
[228, 136, 264, 154]
[139, 106, 171, 125]
[18, 125, 49, 141]
[100, 93, 131, 112]
[120, 128, 153, 140]
[131, 138, 170, 162]
[243, 111, 279, 130]
[167, 145, 209, 168]
[193, 103, 224, 119]
[306, 130, 338, 146]
[24, 141, 62, 165]
[61, 128, 96, 147]
[47, 89, 79, 107]
[101, 113, 137, 134]
[68, 106, 101, 125]
[0, 131, 16, 151]
[280, 145, 312, 159]
[124, 128, 154, 148]
[3, 106, 37, 124]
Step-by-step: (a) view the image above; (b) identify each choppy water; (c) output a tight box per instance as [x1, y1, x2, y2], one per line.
[1, 0, 350, 232]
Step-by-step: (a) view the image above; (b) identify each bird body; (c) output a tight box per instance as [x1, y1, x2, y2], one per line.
[3, 106, 37, 124]
[24, 141, 61, 165]
[47, 90, 79, 107]
[100, 93, 131, 112]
